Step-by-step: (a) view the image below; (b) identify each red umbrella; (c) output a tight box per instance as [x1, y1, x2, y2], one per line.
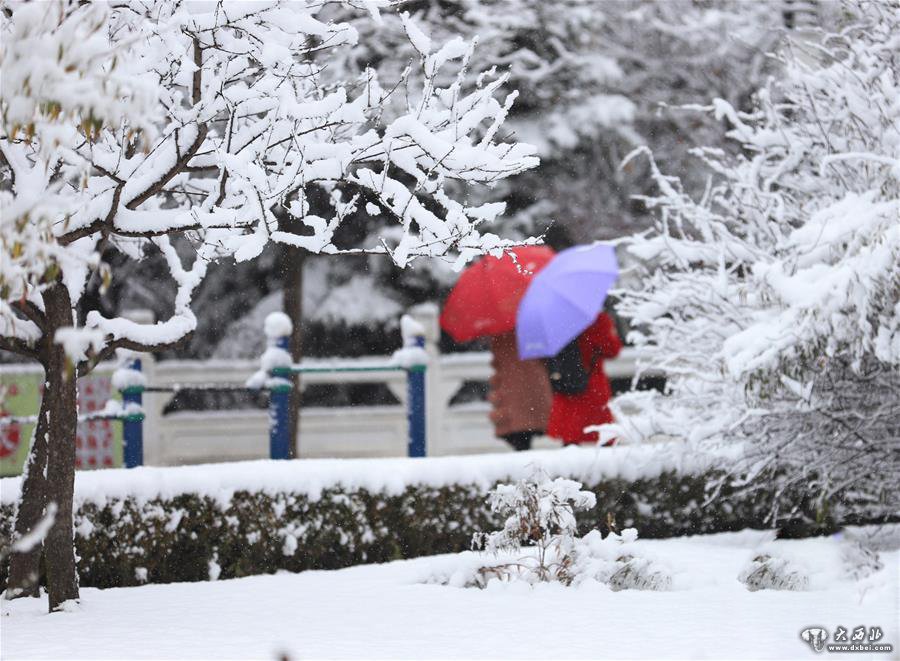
[440, 246, 555, 342]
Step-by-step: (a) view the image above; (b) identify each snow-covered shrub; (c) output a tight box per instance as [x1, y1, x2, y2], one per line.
[739, 553, 810, 591]
[466, 473, 671, 590]
[738, 537, 883, 591]
[575, 528, 672, 592]
[838, 539, 884, 581]
[471, 473, 596, 585]
[612, 1, 900, 519]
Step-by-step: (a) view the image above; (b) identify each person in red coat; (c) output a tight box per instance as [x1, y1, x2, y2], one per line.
[546, 312, 623, 445]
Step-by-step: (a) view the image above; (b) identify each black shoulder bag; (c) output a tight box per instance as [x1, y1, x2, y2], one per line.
[546, 339, 592, 395]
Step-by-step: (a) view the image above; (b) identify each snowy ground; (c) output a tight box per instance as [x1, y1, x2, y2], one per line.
[2, 530, 897, 660]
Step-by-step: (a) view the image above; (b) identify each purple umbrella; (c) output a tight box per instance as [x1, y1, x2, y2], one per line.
[516, 243, 619, 359]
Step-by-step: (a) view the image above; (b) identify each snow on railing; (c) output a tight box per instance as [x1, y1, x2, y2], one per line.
[111, 311, 430, 467]
[0, 305, 653, 470]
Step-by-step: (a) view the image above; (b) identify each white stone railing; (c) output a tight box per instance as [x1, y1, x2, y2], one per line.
[0, 304, 645, 467]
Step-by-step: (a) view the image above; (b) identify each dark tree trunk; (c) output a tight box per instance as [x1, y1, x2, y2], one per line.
[281, 245, 305, 459]
[41, 283, 80, 611]
[5, 391, 51, 599]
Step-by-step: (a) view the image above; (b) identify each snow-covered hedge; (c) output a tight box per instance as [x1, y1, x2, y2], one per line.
[0, 446, 878, 589]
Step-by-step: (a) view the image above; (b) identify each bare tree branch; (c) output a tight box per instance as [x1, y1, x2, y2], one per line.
[0, 335, 42, 363]
[10, 300, 47, 332]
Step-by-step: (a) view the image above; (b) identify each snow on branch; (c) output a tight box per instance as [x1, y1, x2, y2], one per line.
[1, 1, 536, 362]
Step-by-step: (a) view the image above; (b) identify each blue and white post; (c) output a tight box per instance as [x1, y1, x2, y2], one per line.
[399, 315, 428, 458]
[116, 359, 146, 468]
[264, 312, 294, 460]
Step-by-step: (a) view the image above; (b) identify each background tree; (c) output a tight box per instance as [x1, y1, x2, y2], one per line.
[610, 1, 899, 523]
[0, 0, 537, 610]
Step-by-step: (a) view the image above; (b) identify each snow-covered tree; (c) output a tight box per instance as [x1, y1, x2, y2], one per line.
[76, 0, 780, 362]
[612, 1, 899, 522]
[0, 0, 536, 611]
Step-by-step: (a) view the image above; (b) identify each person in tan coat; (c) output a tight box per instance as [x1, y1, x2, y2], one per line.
[487, 331, 553, 451]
